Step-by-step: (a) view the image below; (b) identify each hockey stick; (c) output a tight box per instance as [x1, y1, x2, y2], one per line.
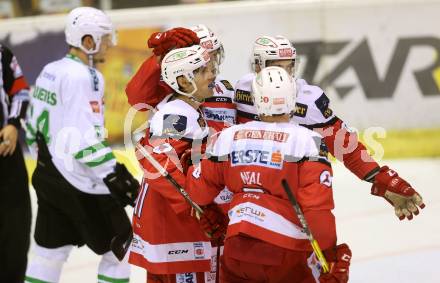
[136, 143, 204, 215]
[111, 144, 205, 261]
[281, 179, 330, 273]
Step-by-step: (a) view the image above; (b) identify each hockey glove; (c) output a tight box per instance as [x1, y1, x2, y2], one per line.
[371, 166, 425, 220]
[198, 204, 228, 240]
[319, 243, 352, 283]
[148, 27, 200, 56]
[104, 163, 140, 207]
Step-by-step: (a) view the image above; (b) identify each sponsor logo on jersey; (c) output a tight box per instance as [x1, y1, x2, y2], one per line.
[234, 89, 253, 105]
[88, 68, 99, 91]
[89, 101, 100, 113]
[193, 242, 205, 260]
[233, 130, 289, 142]
[231, 149, 283, 169]
[234, 206, 266, 221]
[220, 80, 234, 91]
[294, 103, 308, 118]
[203, 108, 235, 123]
[168, 249, 189, 255]
[315, 93, 333, 119]
[320, 170, 332, 187]
[162, 114, 187, 136]
[32, 86, 57, 106]
[279, 48, 294, 58]
[176, 272, 197, 283]
[204, 96, 232, 103]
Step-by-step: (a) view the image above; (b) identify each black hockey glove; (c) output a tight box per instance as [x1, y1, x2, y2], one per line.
[104, 163, 140, 207]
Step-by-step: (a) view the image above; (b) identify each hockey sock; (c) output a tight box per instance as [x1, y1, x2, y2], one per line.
[25, 244, 73, 283]
[97, 251, 130, 283]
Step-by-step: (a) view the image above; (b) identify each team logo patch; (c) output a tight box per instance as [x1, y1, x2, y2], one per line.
[320, 170, 332, 187]
[315, 93, 333, 119]
[294, 103, 308, 118]
[193, 242, 205, 259]
[234, 89, 254, 105]
[231, 149, 283, 169]
[163, 114, 187, 136]
[220, 80, 234, 91]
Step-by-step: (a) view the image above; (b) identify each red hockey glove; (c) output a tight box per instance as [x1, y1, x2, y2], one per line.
[198, 204, 228, 240]
[371, 166, 425, 220]
[319, 243, 352, 283]
[147, 27, 200, 56]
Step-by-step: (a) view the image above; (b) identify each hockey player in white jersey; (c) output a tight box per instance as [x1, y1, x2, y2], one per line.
[25, 7, 139, 283]
[234, 35, 424, 222]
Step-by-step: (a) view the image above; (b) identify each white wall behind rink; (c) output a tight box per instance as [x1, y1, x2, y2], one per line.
[1, 0, 440, 130]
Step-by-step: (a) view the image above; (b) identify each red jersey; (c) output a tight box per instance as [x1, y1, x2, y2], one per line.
[234, 74, 379, 180]
[129, 98, 212, 274]
[187, 121, 337, 252]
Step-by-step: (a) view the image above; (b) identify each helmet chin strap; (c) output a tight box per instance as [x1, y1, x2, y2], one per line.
[79, 37, 102, 68]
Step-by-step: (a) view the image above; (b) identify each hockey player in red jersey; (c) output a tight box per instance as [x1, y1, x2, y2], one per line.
[234, 35, 425, 221]
[187, 67, 353, 283]
[129, 45, 219, 283]
[126, 24, 236, 132]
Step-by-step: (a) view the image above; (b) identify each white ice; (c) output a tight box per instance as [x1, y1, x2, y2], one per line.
[27, 158, 440, 282]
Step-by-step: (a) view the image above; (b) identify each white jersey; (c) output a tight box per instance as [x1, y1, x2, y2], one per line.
[150, 97, 209, 142]
[26, 54, 115, 194]
[234, 73, 336, 127]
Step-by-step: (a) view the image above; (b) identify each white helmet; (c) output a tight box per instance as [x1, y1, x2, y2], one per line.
[253, 35, 296, 72]
[190, 24, 224, 65]
[65, 7, 116, 55]
[161, 45, 210, 96]
[252, 66, 297, 116]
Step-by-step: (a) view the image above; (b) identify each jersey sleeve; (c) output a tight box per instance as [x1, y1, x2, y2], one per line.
[61, 74, 116, 180]
[186, 158, 226, 206]
[318, 118, 380, 180]
[125, 55, 172, 109]
[294, 81, 337, 128]
[1, 45, 30, 129]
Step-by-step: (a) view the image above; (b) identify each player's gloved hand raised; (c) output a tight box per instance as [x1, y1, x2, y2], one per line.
[371, 166, 425, 220]
[197, 204, 228, 240]
[104, 163, 140, 207]
[147, 27, 200, 57]
[319, 243, 352, 283]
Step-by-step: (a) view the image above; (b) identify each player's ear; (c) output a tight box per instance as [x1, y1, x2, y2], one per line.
[81, 35, 95, 51]
[177, 76, 192, 93]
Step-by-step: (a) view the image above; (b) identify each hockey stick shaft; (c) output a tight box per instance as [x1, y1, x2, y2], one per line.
[281, 179, 329, 273]
[136, 143, 204, 215]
